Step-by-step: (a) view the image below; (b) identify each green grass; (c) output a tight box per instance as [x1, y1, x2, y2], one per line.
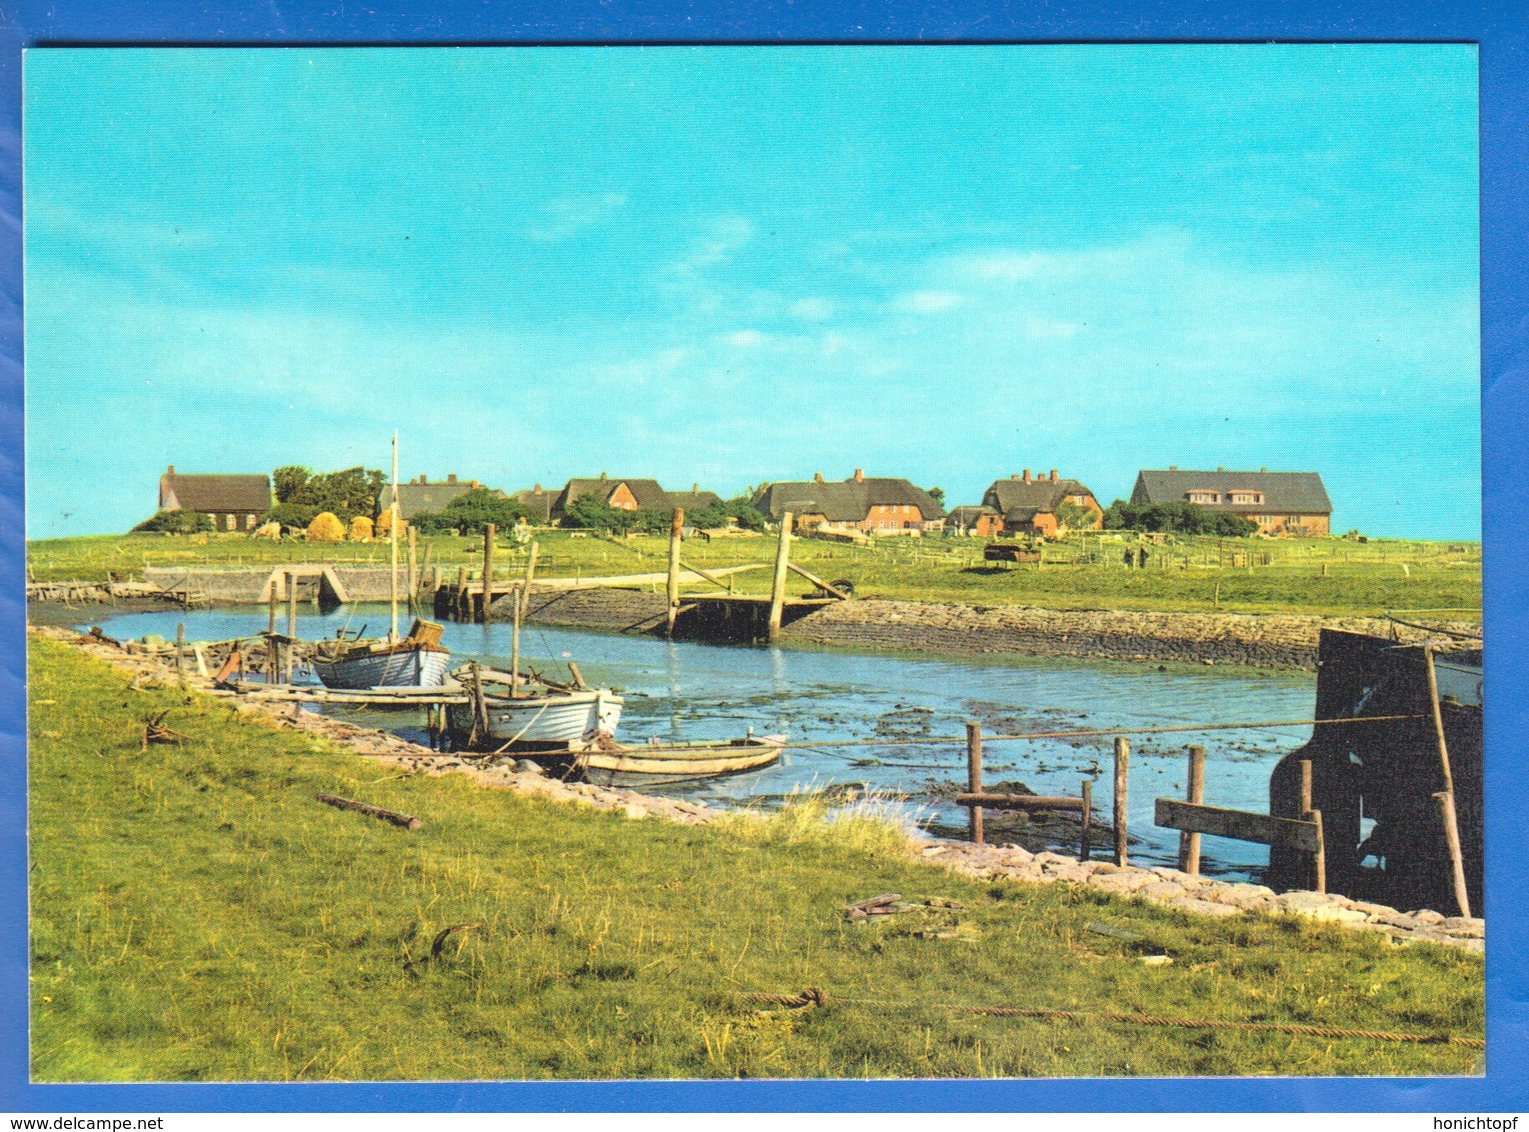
[29, 637, 1483, 1080]
[29, 530, 1480, 619]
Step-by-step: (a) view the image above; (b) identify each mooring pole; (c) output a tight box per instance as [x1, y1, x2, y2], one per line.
[481, 524, 496, 624]
[455, 565, 468, 620]
[767, 512, 794, 643]
[1080, 778, 1093, 861]
[1423, 645, 1471, 918]
[510, 540, 539, 700]
[966, 720, 984, 845]
[285, 569, 297, 684]
[266, 582, 278, 680]
[175, 622, 186, 688]
[1113, 736, 1130, 867]
[407, 524, 419, 614]
[1298, 758, 1327, 894]
[666, 507, 684, 637]
[1180, 745, 1206, 874]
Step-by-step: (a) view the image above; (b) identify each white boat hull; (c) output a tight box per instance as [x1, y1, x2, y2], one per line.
[448, 689, 624, 749]
[313, 647, 452, 690]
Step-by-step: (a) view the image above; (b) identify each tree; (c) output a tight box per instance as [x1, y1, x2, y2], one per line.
[131, 509, 214, 534]
[410, 488, 527, 535]
[1055, 501, 1099, 532]
[305, 512, 347, 542]
[272, 465, 313, 504]
[927, 486, 946, 509]
[687, 494, 768, 531]
[1102, 500, 1256, 537]
[561, 494, 634, 533]
[264, 502, 321, 531]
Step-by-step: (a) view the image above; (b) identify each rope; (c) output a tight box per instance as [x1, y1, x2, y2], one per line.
[774, 713, 1425, 751]
[737, 989, 1483, 1048]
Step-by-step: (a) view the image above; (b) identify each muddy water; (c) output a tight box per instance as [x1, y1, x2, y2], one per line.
[85, 605, 1315, 882]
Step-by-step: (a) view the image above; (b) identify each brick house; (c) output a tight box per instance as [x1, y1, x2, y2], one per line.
[752, 469, 946, 535]
[948, 505, 1003, 537]
[158, 466, 272, 531]
[549, 473, 722, 522]
[1129, 467, 1333, 536]
[512, 484, 559, 525]
[387, 474, 502, 520]
[976, 469, 1103, 537]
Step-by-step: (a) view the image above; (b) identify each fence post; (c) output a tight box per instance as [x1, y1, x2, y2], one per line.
[966, 721, 984, 845]
[1180, 745, 1205, 874]
[481, 524, 496, 623]
[1433, 790, 1470, 918]
[1113, 736, 1130, 867]
[666, 507, 684, 637]
[1298, 759, 1327, 893]
[175, 622, 186, 687]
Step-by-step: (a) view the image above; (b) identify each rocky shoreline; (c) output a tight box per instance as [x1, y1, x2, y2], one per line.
[519, 587, 1473, 670]
[29, 623, 1484, 952]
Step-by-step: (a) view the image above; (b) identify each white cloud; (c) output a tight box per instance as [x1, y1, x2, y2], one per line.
[789, 297, 835, 320]
[525, 193, 627, 242]
[893, 290, 964, 314]
[725, 329, 768, 348]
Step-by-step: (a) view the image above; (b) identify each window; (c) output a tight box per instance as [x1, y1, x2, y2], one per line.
[1187, 490, 1220, 504]
[1229, 491, 1264, 506]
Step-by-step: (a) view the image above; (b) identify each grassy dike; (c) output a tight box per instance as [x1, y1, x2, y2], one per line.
[29, 636, 1483, 1080]
[29, 531, 1480, 619]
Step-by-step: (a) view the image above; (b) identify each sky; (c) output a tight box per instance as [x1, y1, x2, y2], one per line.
[22, 45, 1480, 540]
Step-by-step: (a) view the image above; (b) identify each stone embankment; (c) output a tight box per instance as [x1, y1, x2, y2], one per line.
[779, 600, 1474, 669]
[30, 624, 1484, 952]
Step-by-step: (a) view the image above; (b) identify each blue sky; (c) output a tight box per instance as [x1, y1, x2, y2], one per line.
[23, 45, 1479, 539]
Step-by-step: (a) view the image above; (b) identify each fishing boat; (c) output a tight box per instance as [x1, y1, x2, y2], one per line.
[576, 734, 787, 787]
[446, 665, 624, 750]
[311, 618, 452, 690]
[313, 431, 452, 691]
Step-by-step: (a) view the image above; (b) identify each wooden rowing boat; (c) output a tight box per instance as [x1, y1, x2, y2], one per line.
[579, 735, 786, 786]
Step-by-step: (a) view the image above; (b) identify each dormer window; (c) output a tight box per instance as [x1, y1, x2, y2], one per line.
[1186, 490, 1220, 504]
[1229, 491, 1264, 505]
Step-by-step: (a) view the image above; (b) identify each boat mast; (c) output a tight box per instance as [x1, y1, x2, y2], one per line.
[389, 430, 400, 644]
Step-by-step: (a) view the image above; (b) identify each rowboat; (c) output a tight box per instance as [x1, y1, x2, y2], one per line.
[448, 686, 625, 750]
[312, 617, 451, 690]
[578, 734, 786, 786]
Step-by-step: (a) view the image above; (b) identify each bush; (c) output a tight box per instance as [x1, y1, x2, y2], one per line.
[688, 495, 768, 532]
[560, 495, 636, 533]
[1101, 500, 1257, 537]
[263, 502, 321, 530]
[348, 516, 374, 541]
[305, 512, 347, 542]
[131, 509, 215, 535]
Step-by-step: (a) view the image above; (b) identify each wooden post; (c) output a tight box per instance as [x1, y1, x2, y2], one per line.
[1080, 778, 1093, 861]
[767, 513, 794, 643]
[509, 540, 539, 700]
[175, 622, 186, 687]
[1113, 736, 1130, 867]
[455, 565, 468, 620]
[666, 507, 684, 637]
[1423, 646, 1471, 917]
[1297, 758, 1326, 893]
[965, 721, 984, 845]
[407, 525, 419, 613]
[481, 524, 496, 623]
[266, 583, 278, 680]
[1433, 790, 1471, 918]
[285, 570, 297, 684]
[1180, 745, 1205, 874]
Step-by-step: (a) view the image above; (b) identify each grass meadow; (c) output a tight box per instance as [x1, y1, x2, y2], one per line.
[29, 636, 1483, 1080]
[29, 529, 1480, 620]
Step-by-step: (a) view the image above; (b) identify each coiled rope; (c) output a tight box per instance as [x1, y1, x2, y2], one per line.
[738, 988, 1484, 1048]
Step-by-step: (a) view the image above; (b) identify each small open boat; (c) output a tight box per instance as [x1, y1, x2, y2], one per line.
[578, 734, 786, 786]
[312, 618, 452, 689]
[446, 664, 624, 751]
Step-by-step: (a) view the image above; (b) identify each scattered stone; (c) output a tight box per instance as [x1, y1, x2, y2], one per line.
[1139, 954, 1174, 966]
[1409, 908, 1447, 925]
[1170, 897, 1242, 919]
[514, 759, 545, 776]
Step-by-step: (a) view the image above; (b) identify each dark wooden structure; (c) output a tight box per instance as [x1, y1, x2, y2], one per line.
[1266, 629, 1482, 913]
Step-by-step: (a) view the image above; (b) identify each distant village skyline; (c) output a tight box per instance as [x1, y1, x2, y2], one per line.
[24, 46, 1480, 540]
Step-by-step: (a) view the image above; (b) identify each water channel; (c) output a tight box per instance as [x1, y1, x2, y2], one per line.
[85, 605, 1316, 883]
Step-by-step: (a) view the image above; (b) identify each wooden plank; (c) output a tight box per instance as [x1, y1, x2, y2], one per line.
[1154, 798, 1320, 853]
[767, 513, 793, 642]
[955, 792, 1086, 812]
[785, 561, 853, 600]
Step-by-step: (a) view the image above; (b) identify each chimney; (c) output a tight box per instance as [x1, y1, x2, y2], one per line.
[853, 468, 864, 484]
[534, 483, 542, 493]
[1217, 466, 1224, 473]
[814, 471, 825, 484]
[692, 482, 698, 493]
[447, 474, 457, 485]
[1011, 473, 1019, 481]
[1259, 467, 1267, 473]
[167, 464, 175, 476]
[1169, 465, 1178, 471]
[470, 480, 480, 489]
[1050, 469, 1058, 482]
[1022, 469, 1031, 483]
[600, 471, 608, 482]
